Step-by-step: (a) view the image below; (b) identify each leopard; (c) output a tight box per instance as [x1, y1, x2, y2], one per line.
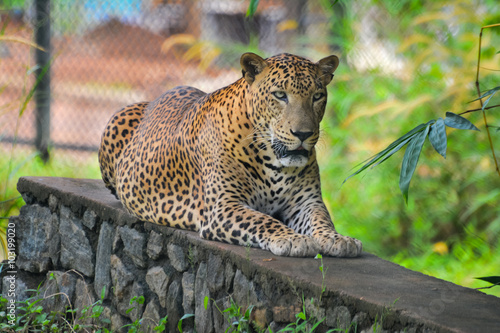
[98, 52, 362, 257]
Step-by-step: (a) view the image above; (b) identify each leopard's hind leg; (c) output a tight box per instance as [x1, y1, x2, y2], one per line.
[98, 102, 148, 198]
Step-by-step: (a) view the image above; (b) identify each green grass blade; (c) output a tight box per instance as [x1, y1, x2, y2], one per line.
[444, 112, 479, 131]
[19, 58, 53, 117]
[399, 124, 430, 203]
[310, 317, 326, 330]
[428, 118, 447, 158]
[246, 0, 260, 17]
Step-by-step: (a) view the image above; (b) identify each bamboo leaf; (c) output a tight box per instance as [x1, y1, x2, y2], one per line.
[481, 87, 500, 110]
[475, 276, 500, 285]
[428, 118, 447, 158]
[370, 136, 414, 169]
[343, 122, 431, 185]
[399, 124, 430, 203]
[470, 86, 500, 111]
[471, 86, 500, 102]
[444, 112, 479, 131]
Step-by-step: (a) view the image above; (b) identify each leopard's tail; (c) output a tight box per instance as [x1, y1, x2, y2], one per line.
[98, 102, 148, 199]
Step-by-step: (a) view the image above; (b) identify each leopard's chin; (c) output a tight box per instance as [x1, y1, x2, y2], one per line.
[279, 154, 309, 168]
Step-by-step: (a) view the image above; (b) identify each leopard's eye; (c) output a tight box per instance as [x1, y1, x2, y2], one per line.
[313, 92, 325, 102]
[272, 91, 288, 102]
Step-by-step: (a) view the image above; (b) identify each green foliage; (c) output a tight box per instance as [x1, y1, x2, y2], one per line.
[0, 283, 170, 332]
[0, 148, 101, 218]
[344, 112, 480, 202]
[0, 282, 110, 332]
[428, 118, 447, 158]
[122, 295, 146, 332]
[203, 295, 209, 310]
[223, 301, 254, 332]
[444, 112, 481, 131]
[0, 0, 25, 10]
[393, 232, 500, 291]
[210, 296, 255, 332]
[0, 28, 53, 258]
[314, 254, 327, 302]
[315, 0, 500, 297]
[0, 148, 101, 262]
[277, 297, 326, 333]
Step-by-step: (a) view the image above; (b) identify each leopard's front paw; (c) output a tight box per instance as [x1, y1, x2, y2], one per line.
[317, 233, 362, 257]
[266, 234, 320, 257]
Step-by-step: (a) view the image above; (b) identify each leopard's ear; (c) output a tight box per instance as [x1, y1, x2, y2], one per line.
[241, 53, 268, 85]
[317, 55, 339, 86]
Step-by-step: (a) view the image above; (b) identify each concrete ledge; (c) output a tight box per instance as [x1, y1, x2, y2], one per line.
[7, 176, 500, 332]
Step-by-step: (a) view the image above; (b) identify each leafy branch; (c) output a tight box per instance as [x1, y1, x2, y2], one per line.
[459, 103, 500, 115]
[344, 112, 479, 203]
[344, 23, 499, 203]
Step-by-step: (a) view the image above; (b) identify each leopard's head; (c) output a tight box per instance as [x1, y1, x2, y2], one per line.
[241, 53, 339, 167]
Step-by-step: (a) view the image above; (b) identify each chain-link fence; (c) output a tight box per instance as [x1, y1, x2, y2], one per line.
[1, 0, 408, 160]
[2, 0, 492, 159]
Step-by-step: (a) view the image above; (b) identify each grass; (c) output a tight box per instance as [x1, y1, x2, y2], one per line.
[0, 276, 168, 332]
[0, 272, 356, 332]
[0, 145, 101, 218]
[393, 233, 500, 295]
[0, 145, 101, 261]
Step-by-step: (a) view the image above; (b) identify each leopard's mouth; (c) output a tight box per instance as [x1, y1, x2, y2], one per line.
[272, 141, 310, 160]
[283, 147, 309, 158]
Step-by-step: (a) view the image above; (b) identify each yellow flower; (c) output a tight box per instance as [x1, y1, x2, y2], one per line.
[433, 241, 449, 255]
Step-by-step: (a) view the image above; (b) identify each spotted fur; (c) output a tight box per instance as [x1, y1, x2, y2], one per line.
[99, 53, 362, 257]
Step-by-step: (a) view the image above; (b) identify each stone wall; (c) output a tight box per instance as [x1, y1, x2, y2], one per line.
[3, 177, 500, 332]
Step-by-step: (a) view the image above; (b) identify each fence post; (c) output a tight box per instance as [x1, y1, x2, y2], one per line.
[34, 0, 51, 162]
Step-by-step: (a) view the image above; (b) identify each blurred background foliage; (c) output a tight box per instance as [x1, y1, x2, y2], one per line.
[317, 0, 500, 296]
[1, 0, 499, 296]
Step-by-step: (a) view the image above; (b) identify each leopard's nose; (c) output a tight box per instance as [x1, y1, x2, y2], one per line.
[290, 129, 313, 142]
